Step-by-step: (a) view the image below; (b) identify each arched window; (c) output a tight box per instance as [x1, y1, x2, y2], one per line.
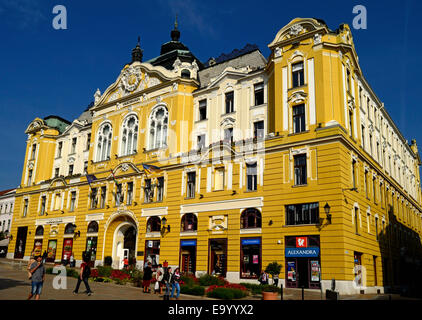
[149, 105, 168, 150]
[181, 69, 191, 78]
[241, 208, 262, 229]
[64, 223, 76, 234]
[87, 221, 99, 233]
[121, 115, 139, 156]
[181, 213, 197, 231]
[146, 216, 161, 233]
[35, 226, 44, 236]
[96, 122, 112, 161]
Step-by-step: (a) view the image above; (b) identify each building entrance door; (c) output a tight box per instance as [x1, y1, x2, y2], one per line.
[297, 258, 309, 288]
[209, 239, 227, 277]
[14, 226, 28, 259]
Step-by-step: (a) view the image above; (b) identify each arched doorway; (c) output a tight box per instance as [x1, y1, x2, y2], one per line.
[112, 222, 137, 269]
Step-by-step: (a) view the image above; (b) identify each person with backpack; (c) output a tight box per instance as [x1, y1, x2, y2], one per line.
[73, 254, 93, 296]
[170, 267, 181, 300]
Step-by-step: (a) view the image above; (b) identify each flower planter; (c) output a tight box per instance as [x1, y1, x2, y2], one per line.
[262, 291, 278, 300]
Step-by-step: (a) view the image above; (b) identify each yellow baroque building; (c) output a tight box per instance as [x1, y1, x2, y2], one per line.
[9, 18, 422, 295]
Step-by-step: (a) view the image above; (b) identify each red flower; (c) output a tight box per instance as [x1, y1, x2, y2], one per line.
[91, 269, 99, 278]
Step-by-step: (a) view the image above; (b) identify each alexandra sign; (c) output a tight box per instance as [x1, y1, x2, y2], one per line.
[285, 247, 320, 257]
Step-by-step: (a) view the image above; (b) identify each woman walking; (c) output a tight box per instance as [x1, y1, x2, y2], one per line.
[162, 267, 172, 300]
[143, 262, 153, 293]
[170, 267, 181, 300]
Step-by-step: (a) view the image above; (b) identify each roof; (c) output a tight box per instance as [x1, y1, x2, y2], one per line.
[43, 115, 71, 134]
[0, 189, 15, 196]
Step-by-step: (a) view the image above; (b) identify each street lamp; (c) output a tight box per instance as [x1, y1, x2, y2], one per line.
[161, 217, 170, 234]
[324, 203, 332, 224]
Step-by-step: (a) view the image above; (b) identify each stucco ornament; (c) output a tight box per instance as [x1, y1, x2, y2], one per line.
[289, 24, 303, 36]
[121, 163, 129, 172]
[274, 47, 282, 58]
[314, 33, 322, 45]
[94, 88, 102, 104]
[121, 66, 142, 92]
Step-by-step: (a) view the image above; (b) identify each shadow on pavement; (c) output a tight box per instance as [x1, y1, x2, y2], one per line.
[0, 277, 30, 291]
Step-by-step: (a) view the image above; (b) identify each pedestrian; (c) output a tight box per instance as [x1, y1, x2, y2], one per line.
[170, 267, 181, 300]
[42, 250, 47, 264]
[273, 273, 279, 287]
[123, 257, 129, 270]
[263, 271, 269, 285]
[162, 267, 172, 300]
[143, 262, 153, 293]
[73, 255, 93, 296]
[27, 255, 45, 300]
[27, 251, 36, 280]
[155, 264, 164, 294]
[70, 254, 75, 268]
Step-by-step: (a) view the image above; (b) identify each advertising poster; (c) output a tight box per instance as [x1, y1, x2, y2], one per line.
[311, 260, 320, 282]
[47, 240, 57, 260]
[243, 255, 249, 263]
[253, 255, 259, 264]
[287, 261, 296, 281]
[62, 239, 73, 260]
[33, 240, 43, 256]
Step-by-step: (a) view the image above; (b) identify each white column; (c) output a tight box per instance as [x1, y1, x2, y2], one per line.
[307, 58, 316, 125]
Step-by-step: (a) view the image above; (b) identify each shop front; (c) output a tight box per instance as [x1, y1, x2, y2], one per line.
[180, 239, 196, 275]
[61, 238, 73, 264]
[285, 235, 321, 289]
[85, 237, 98, 267]
[46, 239, 57, 262]
[240, 238, 261, 279]
[145, 240, 160, 270]
[209, 239, 227, 277]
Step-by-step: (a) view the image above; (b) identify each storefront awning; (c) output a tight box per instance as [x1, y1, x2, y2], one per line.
[0, 238, 10, 246]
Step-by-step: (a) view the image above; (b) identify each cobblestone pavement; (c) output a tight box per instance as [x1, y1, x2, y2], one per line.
[0, 258, 417, 301]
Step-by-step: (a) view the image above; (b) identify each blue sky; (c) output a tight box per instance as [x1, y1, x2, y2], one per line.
[0, 0, 420, 190]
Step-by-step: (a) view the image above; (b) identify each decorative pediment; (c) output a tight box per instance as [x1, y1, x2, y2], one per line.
[111, 162, 142, 177]
[268, 18, 328, 49]
[25, 118, 47, 134]
[288, 90, 307, 103]
[94, 62, 181, 107]
[220, 116, 236, 128]
[48, 177, 67, 190]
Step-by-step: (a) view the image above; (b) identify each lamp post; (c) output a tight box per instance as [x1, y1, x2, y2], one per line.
[161, 217, 170, 235]
[324, 203, 331, 224]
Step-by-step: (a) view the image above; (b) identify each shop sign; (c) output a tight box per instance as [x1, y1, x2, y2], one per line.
[296, 237, 307, 248]
[241, 239, 261, 245]
[285, 247, 319, 257]
[181, 240, 197, 247]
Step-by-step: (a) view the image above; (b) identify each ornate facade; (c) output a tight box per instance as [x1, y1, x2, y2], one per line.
[8, 18, 422, 295]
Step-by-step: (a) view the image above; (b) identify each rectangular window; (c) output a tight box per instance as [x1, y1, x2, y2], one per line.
[157, 177, 164, 202]
[90, 188, 98, 209]
[197, 134, 205, 150]
[380, 183, 384, 208]
[246, 163, 257, 191]
[365, 171, 369, 198]
[375, 217, 379, 240]
[127, 182, 133, 205]
[116, 184, 123, 206]
[214, 167, 225, 191]
[40, 196, 46, 215]
[187, 172, 196, 199]
[373, 177, 377, 204]
[23, 199, 28, 217]
[57, 141, 63, 158]
[84, 161, 88, 173]
[100, 186, 106, 208]
[55, 167, 60, 178]
[253, 121, 264, 140]
[373, 256, 378, 286]
[199, 99, 207, 120]
[254, 82, 264, 106]
[292, 62, 304, 88]
[294, 154, 307, 186]
[86, 133, 91, 151]
[28, 169, 33, 186]
[224, 128, 233, 144]
[225, 91, 234, 114]
[349, 110, 354, 137]
[240, 238, 261, 279]
[54, 193, 61, 211]
[71, 137, 77, 154]
[293, 104, 306, 133]
[355, 207, 359, 234]
[286, 202, 319, 225]
[70, 191, 77, 212]
[361, 126, 365, 149]
[352, 160, 357, 189]
[68, 164, 74, 176]
[144, 179, 152, 203]
[369, 134, 373, 155]
[346, 69, 351, 92]
[31, 144, 37, 160]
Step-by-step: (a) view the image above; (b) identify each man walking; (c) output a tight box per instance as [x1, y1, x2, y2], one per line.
[73, 254, 93, 296]
[27, 255, 45, 300]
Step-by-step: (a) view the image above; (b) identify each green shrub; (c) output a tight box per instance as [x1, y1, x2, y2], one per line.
[114, 278, 129, 285]
[104, 256, 113, 266]
[262, 285, 280, 292]
[129, 268, 144, 287]
[206, 287, 247, 299]
[97, 265, 112, 277]
[239, 283, 281, 294]
[180, 285, 205, 296]
[181, 275, 196, 287]
[65, 268, 79, 278]
[198, 274, 226, 286]
[46, 267, 54, 274]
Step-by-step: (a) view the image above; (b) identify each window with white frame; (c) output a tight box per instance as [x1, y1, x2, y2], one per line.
[71, 137, 77, 154]
[70, 191, 77, 212]
[96, 123, 112, 162]
[121, 115, 139, 156]
[214, 167, 225, 190]
[197, 134, 205, 150]
[246, 163, 257, 191]
[254, 82, 264, 106]
[149, 105, 168, 150]
[293, 104, 306, 133]
[292, 62, 304, 88]
[225, 91, 234, 114]
[198, 99, 207, 121]
[294, 154, 307, 185]
[23, 199, 28, 217]
[40, 196, 46, 215]
[186, 172, 196, 199]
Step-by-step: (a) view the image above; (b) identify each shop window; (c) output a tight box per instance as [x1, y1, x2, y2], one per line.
[87, 221, 99, 233]
[146, 216, 161, 233]
[145, 240, 160, 269]
[181, 213, 197, 232]
[240, 238, 261, 279]
[64, 223, 75, 235]
[286, 203, 319, 225]
[35, 226, 44, 236]
[254, 82, 264, 106]
[241, 208, 261, 229]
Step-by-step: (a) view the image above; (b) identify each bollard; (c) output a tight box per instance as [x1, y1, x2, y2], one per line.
[301, 286, 305, 300]
[280, 284, 283, 300]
